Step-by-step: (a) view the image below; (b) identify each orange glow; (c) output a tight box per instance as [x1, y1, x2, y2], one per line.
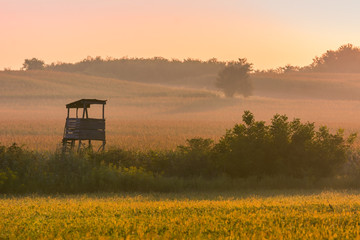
[1, 1, 360, 70]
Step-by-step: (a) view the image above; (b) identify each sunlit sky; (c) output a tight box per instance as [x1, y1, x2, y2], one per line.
[1, 0, 360, 70]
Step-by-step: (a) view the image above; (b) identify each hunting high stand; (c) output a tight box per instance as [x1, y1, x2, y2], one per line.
[62, 99, 107, 152]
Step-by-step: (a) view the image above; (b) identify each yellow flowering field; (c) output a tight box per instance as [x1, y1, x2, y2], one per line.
[1, 191, 360, 239]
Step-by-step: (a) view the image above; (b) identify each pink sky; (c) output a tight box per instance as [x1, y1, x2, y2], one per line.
[1, 0, 360, 70]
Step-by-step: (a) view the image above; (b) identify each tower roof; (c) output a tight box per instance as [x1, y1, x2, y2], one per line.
[66, 99, 107, 108]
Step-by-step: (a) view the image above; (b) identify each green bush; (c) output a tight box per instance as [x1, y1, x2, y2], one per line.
[214, 111, 356, 178]
[0, 112, 357, 193]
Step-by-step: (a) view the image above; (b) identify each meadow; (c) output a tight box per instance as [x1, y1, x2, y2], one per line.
[3, 70, 360, 238]
[0, 119, 233, 151]
[3, 71, 360, 151]
[1, 191, 360, 239]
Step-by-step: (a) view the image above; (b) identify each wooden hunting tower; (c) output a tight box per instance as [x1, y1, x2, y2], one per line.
[62, 99, 107, 152]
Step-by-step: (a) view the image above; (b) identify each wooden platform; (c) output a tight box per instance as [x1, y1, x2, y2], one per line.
[63, 118, 105, 141]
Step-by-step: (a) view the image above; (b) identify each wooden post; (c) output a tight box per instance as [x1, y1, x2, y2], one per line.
[76, 108, 78, 118]
[67, 108, 69, 118]
[102, 104, 105, 119]
[78, 140, 82, 152]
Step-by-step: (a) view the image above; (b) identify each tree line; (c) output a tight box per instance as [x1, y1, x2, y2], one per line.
[22, 56, 254, 98]
[23, 56, 225, 83]
[22, 43, 360, 74]
[19, 43, 360, 98]
[257, 44, 360, 74]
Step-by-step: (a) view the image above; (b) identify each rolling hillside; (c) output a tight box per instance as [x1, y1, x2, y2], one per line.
[253, 72, 360, 101]
[0, 70, 216, 102]
[0, 70, 227, 120]
[2, 70, 360, 123]
[2, 70, 360, 150]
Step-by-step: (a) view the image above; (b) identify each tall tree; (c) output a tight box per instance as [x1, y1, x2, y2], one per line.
[23, 58, 45, 70]
[215, 58, 253, 98]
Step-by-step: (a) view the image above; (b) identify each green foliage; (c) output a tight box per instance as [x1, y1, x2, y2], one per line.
[215, 111, 356, 178]
[215, 58, 253, 97]
[176, 138, 215, 177]
[0, 112, 357, 193]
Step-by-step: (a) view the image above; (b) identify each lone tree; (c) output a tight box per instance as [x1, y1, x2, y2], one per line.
[215, 58, 253, 98]
[23, 58, 45, 70]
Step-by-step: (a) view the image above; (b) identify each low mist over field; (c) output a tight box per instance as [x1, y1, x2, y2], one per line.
[3, 46, 360, 150]
[1, 45, 360, 149]
[4, 45, 360, 124]
[4, 1, 360, 238]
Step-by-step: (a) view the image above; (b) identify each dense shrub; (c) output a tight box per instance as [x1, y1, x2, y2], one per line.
[0, 112, 357, 193]
[215, 111, 356, 178]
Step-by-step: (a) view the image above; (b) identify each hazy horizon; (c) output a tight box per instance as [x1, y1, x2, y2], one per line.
[2, 0, 360, 70]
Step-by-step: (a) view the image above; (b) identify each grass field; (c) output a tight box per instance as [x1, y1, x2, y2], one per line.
[0, 120, 233, 151]
[2, 70, 360, 151]
[1, 191, 360, 239]
[2, 71, 360, 238]
[1, 118, 360, 151]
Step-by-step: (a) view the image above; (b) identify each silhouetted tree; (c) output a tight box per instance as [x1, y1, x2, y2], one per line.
[45, 56, 225, 86]
[282, 64, 300, 73]
[23, 58, 45, 70]
[215, 58, 253, 97]
[309, 44, 360, 73]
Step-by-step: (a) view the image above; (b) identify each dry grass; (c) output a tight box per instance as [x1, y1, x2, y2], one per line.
[253, 72, 360, 100]
[2, 70, 360, 151]
[1, 118, 360, 152]
[0, 120, 234, 151]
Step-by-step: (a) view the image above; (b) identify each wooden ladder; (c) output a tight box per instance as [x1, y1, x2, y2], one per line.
[62, 139, 74, 153]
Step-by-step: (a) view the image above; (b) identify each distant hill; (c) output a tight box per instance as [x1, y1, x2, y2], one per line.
[0, 70, 233, 120]
[16, 44, 360, 96]
[0, 70, 216, 100]
[3, 69, 360, 103]
[2, 70, 360, 127]
[253, 72, 360, 101]
[45, 57, 224, 89]
[20, 44, 356, 83]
